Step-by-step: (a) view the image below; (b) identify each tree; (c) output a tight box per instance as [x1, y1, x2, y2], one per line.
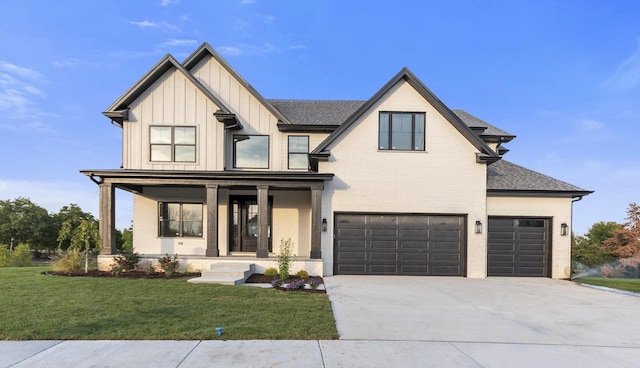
[56, 204, 101, 273]
[53, 204, 96, 250]
[120, 227, 133, 253]
[572, 222, 618, 268]
[0, 197, 56, 250]
[603, 203, 640, 258]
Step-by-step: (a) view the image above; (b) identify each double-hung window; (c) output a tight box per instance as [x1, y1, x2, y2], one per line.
[378, 112, 425, 151]
[233, 135, 269, 169]
[288, 136, 309, 170]
[150, 126, 196, 162]
[158, 203, 203, 237]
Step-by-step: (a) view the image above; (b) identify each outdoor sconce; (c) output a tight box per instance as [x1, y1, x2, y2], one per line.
[475, 220, 482, 234]
[322, 218, 328, 232]
[561, 223, 569, 236]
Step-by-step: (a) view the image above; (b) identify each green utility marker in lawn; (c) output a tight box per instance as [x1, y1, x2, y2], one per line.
[0, 267, 339, 340]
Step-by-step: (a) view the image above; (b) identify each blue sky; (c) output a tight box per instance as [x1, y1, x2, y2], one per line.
[1, 0, 639, 234]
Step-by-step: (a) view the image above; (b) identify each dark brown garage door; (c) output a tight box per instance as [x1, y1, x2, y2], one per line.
[333, 213, 466, 276]
[487, 217, 550, 277]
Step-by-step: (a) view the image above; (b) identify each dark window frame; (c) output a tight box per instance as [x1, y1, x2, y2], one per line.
[149, 126, 197, 163]
[378, 112, 426, 151]
[158, 202, 203, 238]
[233, 134, 270, 169]
[287, 135, 309, 170]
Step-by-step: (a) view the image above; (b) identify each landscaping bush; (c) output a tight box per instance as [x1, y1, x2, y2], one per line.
[295, 269, 309, 278]
[10, 244, 33, 267]
[276, 238, 294, 280]
[110, 251, 140, 276]
[0, 245, 10, 267]
[264, 267, 278, 276]
[158, 254, 179, 277]
[52, 249, 84, 273]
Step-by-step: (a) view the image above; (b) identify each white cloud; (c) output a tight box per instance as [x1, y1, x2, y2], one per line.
[160, 0, 179, 6]
[129, 20, 158, 28]
[604, 38, 640, 92]
[53, 58, 80, 67]
[0, 61, 42, 81]
[164, 39, 198, 47]
[577, 118, 605, 131]
[241, 0, 255, 4]
[217, 43, 277, 57]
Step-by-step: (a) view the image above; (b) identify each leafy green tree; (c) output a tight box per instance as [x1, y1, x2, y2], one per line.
[57, 208, 101, 273]
[0, 198, 56, 250]
[53, 204, 96, 250]
[604, 203, 640, 258]
[572, 221, 618, 267]
[120, 227, 133, 252]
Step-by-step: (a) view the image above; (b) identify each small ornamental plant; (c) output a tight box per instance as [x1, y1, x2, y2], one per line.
[264, 267, 278, 277]
[270, 278, 283, 289]
[309, 278, 322, 290]
[295, 269, 309, 278]
[110, 251, 140, 276]
[158, 254, 179, 277]
[276, 238, 294, 280]
[285, 279, 306, 290]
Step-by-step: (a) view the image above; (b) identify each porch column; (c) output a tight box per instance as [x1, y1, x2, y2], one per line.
[310, 186, 323, 259]
[256, 185, 269, 258]
[206, 184, 219, 257]
[99, 182, 116, 255]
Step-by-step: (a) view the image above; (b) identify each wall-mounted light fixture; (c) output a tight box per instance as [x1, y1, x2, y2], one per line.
[561, 223, 568, 236]
[322, 218, 328, 232]
[475, 220, 482, 234]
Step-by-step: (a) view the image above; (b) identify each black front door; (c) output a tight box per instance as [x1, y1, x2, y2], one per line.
[230, 196, 271, 252]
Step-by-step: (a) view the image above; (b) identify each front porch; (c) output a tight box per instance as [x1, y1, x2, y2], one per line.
[82, 170, 333, 275]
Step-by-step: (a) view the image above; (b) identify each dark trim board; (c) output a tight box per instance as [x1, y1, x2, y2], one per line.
[333, 212, 467, 276]
[487, 216, 552, 277]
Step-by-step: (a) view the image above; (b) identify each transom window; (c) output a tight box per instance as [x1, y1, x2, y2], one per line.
[150, 126, 196, 162]
[234, 135, 269, 169]
[158, 203, 203, 237]
[378, 112, 425, 151]
[288, 136, 309, 170]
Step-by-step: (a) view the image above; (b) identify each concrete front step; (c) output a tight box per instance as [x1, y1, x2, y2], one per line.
[188, 263, 254, 285]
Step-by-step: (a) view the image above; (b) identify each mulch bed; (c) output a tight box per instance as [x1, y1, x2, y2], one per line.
[43, 270, 200, 279]
[245, 274, 326, 293]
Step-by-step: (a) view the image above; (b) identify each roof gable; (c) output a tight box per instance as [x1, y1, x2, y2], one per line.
[103, 54, 231, 125]
[312, 67, 499, 162]
[182, 42, 290, 125]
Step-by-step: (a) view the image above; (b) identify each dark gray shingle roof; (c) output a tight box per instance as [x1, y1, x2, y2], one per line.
[487, 160, 591, 194]
[452, 110, 514, 138]
[268, 99, 365, 126]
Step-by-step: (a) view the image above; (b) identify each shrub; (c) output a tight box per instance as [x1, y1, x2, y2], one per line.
[264, 267, 278, 276]
[270, 278, 283, 288]
[110, 251, 140, 276]
[52, 249, 84, 273]
[276, 238, 294, 280]
[0, 244, 10, 267]
[309, 278, 322, 290]
[285, 279, 305, 290]
[158, 254, 179, 277]
[11, 244, 32, 267]
[142, 261, 156, 275]
[295, 269, 309, 278]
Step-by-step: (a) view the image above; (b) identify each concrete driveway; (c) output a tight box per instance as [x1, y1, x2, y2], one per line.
[323, 276, 640, 366]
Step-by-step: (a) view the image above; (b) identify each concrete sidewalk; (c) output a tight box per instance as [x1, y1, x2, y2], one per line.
[3, 277, 640, 367]
[3, 339, 640, 367]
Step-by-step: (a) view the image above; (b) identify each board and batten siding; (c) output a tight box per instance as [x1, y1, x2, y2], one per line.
[123, 68, 224, 171]
[189, 55, 287, 171]
[318, 80, 489, 277]
[487, 196, 573, 279]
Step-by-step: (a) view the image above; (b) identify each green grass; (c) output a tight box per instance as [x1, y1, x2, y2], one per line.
[574, 277, 640, 293]
[0, 267, 338, 340]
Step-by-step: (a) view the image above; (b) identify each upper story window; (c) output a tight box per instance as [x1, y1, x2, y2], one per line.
[234, 135, 269, 169]
[150, 126, 196, 162]
[378, 112, 425, 151]
[158, 202, 203, 237]
[288, 136, 309, 170]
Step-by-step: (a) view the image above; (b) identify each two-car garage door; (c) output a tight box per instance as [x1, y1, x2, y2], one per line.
[333, 213, 466, 276]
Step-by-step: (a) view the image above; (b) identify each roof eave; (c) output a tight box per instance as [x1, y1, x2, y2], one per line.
[487, 189, 594, 198]
[277, 123, 339, 133]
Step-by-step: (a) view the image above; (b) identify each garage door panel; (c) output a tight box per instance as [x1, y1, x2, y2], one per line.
[337, 251, 366, 260]
[336, 240, 366, 248]
[337, 228, 366, 237]
[334, 213, 466, 276]
[488, 217, 550, 277]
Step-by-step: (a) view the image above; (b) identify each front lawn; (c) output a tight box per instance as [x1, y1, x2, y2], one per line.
[574, 277, 640, 293]
[0, 267, 338, 340]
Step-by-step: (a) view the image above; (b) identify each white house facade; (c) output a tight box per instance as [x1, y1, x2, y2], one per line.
[83, 43, 591, 279]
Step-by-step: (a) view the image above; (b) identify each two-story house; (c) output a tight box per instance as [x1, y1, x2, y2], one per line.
[82, 42, 591, 279]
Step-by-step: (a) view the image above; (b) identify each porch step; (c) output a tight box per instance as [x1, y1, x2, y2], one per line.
[188, 263, 255, 285]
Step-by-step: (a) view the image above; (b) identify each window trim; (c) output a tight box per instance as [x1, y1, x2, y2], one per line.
[233, 134, 270, 169]
[287, 135, 309, 170]
[158, 202, 203, 238]
[149, 126, 197, 163]
[378, 112, 426, 151]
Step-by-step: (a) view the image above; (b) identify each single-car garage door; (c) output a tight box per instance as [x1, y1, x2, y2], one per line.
[334, 213, 466, 276]
[487, 217, 550, 277]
